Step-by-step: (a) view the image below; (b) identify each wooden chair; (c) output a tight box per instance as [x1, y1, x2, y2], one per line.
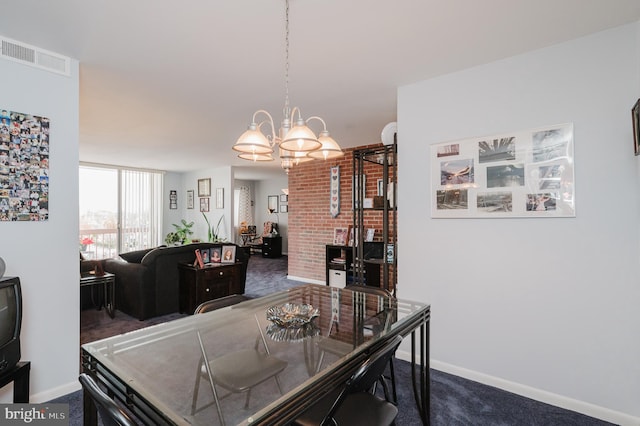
[191, 296, 287, 426]
[294, 335, 402, 426]
[79, 373, 137, 426]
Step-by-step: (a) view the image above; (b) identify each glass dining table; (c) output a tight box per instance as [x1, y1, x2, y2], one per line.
[81, 284, 430, 425]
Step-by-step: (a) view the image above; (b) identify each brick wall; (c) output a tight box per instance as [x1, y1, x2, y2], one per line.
[288, 143, 391, 282]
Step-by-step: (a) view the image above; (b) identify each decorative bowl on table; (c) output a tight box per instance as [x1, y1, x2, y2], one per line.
[266, 303, 319, 328]
[266, 322, 320, 342]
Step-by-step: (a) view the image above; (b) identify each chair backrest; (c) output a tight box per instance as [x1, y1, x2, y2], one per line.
[194, 294, 249, 314]
[347, 335, 402, 393]
[79, 373, 137, 426]
[321, 335, 402, 423]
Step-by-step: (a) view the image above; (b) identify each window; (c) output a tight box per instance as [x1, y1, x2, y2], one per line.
[79, 165, 163, 259]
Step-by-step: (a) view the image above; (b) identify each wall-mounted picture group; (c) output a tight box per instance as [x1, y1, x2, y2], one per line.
[0, 108, 50, 221]
[430, 123, 575, 218]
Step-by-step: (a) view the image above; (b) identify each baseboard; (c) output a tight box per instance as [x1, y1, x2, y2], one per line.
[30, 380, 81, 403]
[287, 275, 324, 285]
[393, 353, 640, 426]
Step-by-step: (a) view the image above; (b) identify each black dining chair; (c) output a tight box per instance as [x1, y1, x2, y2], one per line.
[191, 294, 288, 426]
[78, 373, 137, 426]
[316, 284, 399, 402]
[294, 335, 403, 426]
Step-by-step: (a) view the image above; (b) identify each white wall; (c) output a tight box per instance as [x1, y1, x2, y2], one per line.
[164, 167, 234, 244]
[0, 58, 80, 401]
[254, 176, 289, 253]
[398, 23, 640, 423]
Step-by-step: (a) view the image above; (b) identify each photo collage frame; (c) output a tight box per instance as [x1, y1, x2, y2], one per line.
[430, 123, 575, 218]
[0, 108, 50, 221]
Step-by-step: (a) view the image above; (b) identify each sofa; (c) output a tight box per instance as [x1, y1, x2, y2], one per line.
[103, 243, 249, 320]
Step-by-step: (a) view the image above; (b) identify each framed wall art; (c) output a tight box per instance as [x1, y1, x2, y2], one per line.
[330, 165, 340, 217]
[169, 190, 177, 209]
[198, 178, 211, 197]
[430, 123, 575, 218]
[200, 197, 209, 212]
[216, 187, 224, 209]
[0, 108, 50, 221]
[187, 190, 194, 209]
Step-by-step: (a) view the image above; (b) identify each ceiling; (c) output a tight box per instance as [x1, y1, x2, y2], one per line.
[1, 1, 639, 180]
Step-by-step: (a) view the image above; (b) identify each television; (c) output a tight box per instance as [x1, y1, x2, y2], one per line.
[0, 277, 22, 375]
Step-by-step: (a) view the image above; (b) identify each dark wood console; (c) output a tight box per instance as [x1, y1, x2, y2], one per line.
[178, 262, 244, 314]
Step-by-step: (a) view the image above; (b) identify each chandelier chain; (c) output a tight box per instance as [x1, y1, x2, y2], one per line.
[284, 0, 290, 115]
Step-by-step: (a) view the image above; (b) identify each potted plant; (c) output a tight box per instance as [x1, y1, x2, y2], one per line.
[165, 219, 194, 245]
[202, 213, 226, 242]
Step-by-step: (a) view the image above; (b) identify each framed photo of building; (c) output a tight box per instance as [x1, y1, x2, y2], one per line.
[430, 123, 575, 218]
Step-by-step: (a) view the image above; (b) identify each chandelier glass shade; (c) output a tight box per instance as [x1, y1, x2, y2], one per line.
[232, 0, 343, 172]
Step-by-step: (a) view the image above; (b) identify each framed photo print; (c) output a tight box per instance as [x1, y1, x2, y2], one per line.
[222, 245, 236, 263]
[210, 247, 222, 263]
[198, 178, 211, 197]
[333, 227, 348, 246]
[632, 98, 640, 155]
[200, 197, 209, 212]
[280, 204, 288, 213]
[216, 187, 224, 209]
[430, 123, 575, 218]
[169, 190, 177, 209]
[280, 194, 288, 203]
[187, 190, 194, 209]
[200, 248, 210, 264]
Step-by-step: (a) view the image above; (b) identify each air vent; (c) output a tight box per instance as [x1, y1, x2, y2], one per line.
[0, 36, 70, 76]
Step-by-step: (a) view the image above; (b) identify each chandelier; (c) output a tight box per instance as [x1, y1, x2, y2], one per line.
[232, 0, 344, 174]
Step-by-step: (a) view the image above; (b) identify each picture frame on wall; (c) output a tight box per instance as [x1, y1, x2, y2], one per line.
[280, 204, 288, 213]
[632, 98, 640, 156]
[187, 190, 194, 209]
[169, 190, 177, 209]
[216, 187, 224, 209]
[280, 194, 288, 203]
[200, 197, 209, 212]
[198, 178, 211, 197]
[430, 122, 575, 218]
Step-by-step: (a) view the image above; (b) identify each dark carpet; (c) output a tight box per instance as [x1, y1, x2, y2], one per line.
[59, 254, 615, 425]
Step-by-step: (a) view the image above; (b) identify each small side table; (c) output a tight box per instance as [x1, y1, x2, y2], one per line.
[80, 272, 116, 318]
[0, 361, 30, 403]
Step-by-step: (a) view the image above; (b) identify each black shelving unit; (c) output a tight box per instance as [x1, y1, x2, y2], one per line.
[352, 141, 397, 295]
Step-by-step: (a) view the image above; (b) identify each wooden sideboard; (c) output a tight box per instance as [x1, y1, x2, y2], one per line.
[178, 262, 244, 314]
